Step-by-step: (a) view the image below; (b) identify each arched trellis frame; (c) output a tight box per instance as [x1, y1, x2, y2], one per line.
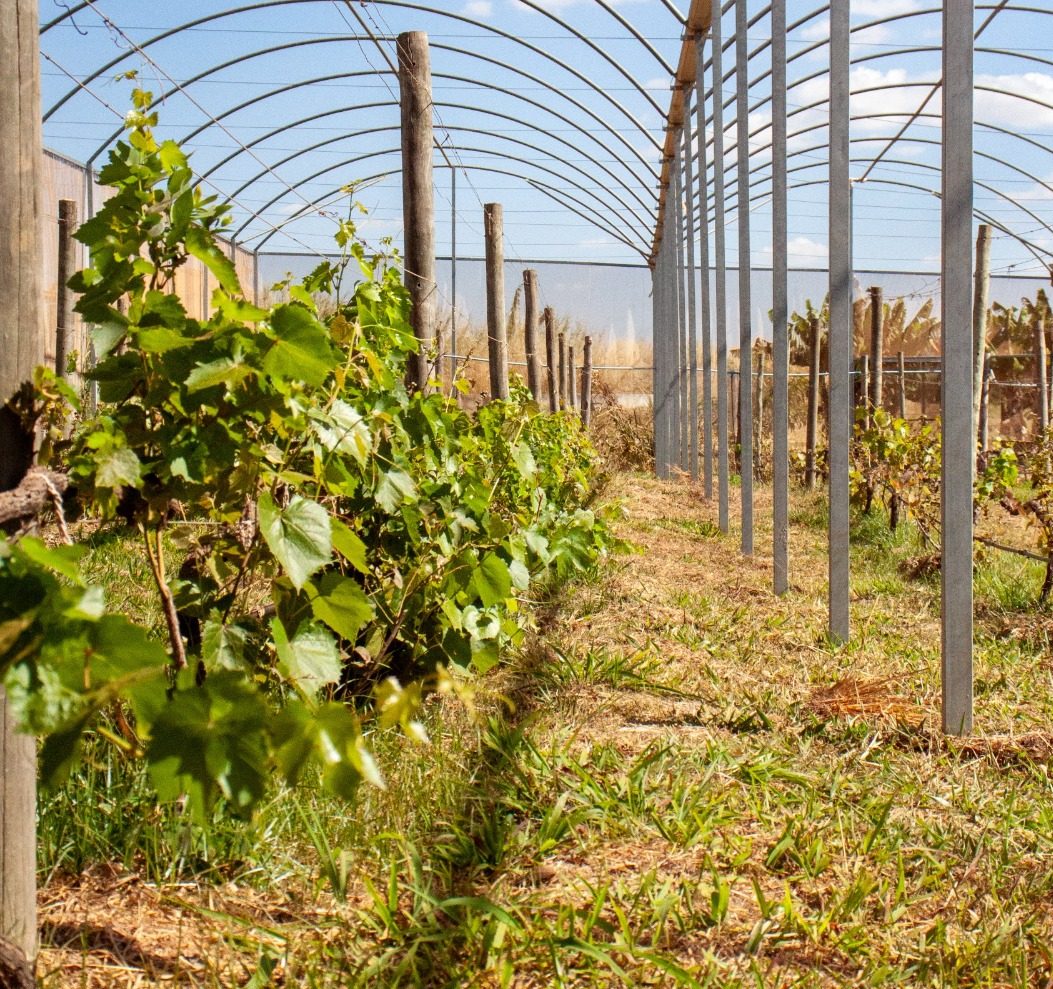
[35, 0, 1053, 742]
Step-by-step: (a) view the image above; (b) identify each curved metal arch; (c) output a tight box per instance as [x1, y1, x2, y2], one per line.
[83, 63, 658, 190]
[41, 0, 662, 162]
[91, 31, 658, 204]
[717, 153, 1053, 256]
[505, 0, 666, 113]
[220, 122, 655, 246]
[784, 175, 1052, 266]
[250, 164, 647, 259]
[232, 142, 650, 255]
[196, 97, 657, 220]
[695, 108, 1053, 218]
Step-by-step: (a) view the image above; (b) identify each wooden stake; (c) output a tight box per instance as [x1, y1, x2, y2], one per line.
[806, 315, 821, 490]
[0, 2, 42, 977]
[972, 224, 992, 442]
[755, 350, 765, 471]
[523, 270, 542, 400]
[397, 32, 437, 393]
[544, 306, 557, 412]
[978, 352, 991, 451]
[568, 345, 577, 411]
[897, 351, 907, 419]
[581, 335, 593, 425]
[483, 203, 509, 401]
[869, 286, 883, 412]
[558, 332, 567, 410]
[1037, 314, 1049, 433]
[56, 199, 78, 379]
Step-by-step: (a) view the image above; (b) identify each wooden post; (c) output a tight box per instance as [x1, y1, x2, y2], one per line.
[568, 345, 577, 412]
[581, 335, 593, 426]
[483, 203, 509, 401]
[859, 355, 870, 423]
[544, 306, 557, 413]
[397, 31, 437, 393]
[523, 270, 542, 400]
[806, 315, 821, 490]
[1037, 314, 1049, 433]
[56, 199, 78, 378]
[731, 370, 741, 470]
[755, 350, 765, 470]
[972, 225, 992, 442]
[897, 351, 907, 419]
[921, 370, 928, 419]
[978, 352, 991, 451]
[869, 286, 883, 412]
[558, 332, 567, 410]
[1, 3, 43, 981]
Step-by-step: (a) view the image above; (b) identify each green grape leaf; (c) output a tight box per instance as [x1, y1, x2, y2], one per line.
[258, 493, 332, 590]
[310, 573, 373, 642]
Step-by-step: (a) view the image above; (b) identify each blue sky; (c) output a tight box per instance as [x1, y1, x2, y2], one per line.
[38, 0, 1053, 336]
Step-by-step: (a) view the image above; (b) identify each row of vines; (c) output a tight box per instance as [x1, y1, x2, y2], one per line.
[0, 96, 616, 818]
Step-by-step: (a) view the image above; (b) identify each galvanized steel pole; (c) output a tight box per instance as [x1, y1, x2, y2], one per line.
[735, 0, 754, 556]
[683, 113, 700, 482]
[941, 0, 974, 735]
[829, 0, 852, 643]
[772, 0, 789, 595]
[712, 6, 730, 532]
[695, 33, 714, 499]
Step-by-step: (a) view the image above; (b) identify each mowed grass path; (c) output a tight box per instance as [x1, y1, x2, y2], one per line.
[39, 474, 1053, 987]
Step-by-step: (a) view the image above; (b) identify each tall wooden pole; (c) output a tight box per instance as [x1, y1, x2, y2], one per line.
[56, 199, 78, 379]
[898, 351, 907, 419]
[523, 270, 542, 401]
[397, 31, 437, 393]
[568, 345, 577, 412]
[581, 335, 593, 426]
[544, 306, 557, 412]
[1037, 315, 1049, 433]
[1, 2, 43, 980]
[972, 225, 992, 444]
[806, 315, 821, 491]
[483, 203, 509, 401]
[558, 332, 567, 410]
[754, 350, 765, 471]
[869, 286, 883, 412]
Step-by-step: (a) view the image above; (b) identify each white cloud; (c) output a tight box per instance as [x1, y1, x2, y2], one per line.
[851, 0, 920, 17]
[462, 0, 493, 15]
[976, 72, 1053, 132]
[760, 236, 829, 264]
[799, 18, 829, 43]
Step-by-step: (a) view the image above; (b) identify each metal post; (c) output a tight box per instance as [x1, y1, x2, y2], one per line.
[869, 286, 884, 412]
[673, 149, 687, 470]
[941, 0, 974, 736]
[772, 0, 789, 593]
[683, 98, 700, 482]
[450, 167, 458, 391]
[56, 199, 78, 379]
[544, 305, 558, 413]
[735, 0, 754, 556]
[712, 6, 730, 532]
[0, 2, 42, 975]
[523, 269, 542, 401]
[484, 203, 509, 401]
[695, 33, 714, 499]
[829, 0, 852, 643]
[397, 31, 437, 393]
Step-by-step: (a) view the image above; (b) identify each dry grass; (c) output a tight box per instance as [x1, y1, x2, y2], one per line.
[38, 472, 1053, 987]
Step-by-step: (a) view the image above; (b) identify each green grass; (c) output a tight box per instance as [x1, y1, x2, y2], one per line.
[37, 476, 1053, 988]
